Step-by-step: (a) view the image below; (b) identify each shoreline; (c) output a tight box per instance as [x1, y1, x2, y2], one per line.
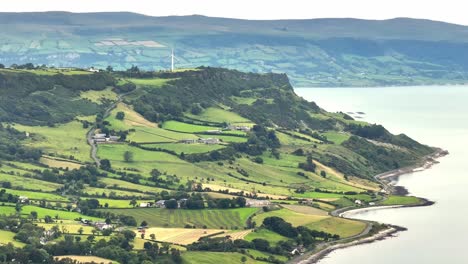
[289, 148, 448, 264]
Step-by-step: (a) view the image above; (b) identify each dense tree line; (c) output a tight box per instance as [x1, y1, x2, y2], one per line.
[0, 70, 115, 125]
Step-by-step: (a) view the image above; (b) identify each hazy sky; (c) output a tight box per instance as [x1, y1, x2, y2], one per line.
[2, 0, 467, 25]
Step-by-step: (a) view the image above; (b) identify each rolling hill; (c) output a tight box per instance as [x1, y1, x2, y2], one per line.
[2, 12, 468, 86]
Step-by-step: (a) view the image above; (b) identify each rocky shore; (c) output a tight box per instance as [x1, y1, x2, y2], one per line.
[289, 148, 448, 264]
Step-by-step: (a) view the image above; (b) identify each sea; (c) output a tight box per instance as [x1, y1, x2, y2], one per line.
[295, 86, 468, 264]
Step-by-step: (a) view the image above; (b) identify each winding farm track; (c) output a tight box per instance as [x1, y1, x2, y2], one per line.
[86, 91, 133, 166]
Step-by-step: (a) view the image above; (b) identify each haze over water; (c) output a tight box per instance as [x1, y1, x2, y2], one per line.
[295, 86, 468, 264]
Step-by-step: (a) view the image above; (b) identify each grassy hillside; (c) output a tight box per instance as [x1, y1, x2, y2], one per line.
[0, 67, 436, 264]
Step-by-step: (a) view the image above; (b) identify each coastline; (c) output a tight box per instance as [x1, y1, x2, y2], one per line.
[289, 148, 448, 264]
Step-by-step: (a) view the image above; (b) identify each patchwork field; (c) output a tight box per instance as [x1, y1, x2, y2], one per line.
[54, 255, 117, 264]
[252, 208, 366, 238]
[99, 208, 258, 229]
[139, 227, 224, 245]
[39, 156, 83, 170]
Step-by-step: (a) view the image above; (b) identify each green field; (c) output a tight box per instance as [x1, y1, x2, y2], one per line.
[0, 205, 101, 221]
[94, 198, 154, 208]
[99, 208, 258, 229]
[80, 87, 118, 104]
[186, 107, 252, 124]
[2, 189, 69, 202]
[322, 132, 351, 145]
[126, 77, 173, 87]
[162, 120, 220, 133]
[244, 228, 289, 245]
[143, 142, 226, 154]
[14, 120, 92, 162]
[99, 177, 167, 194]
[380, 195, 423, 206]
[0, 230, 26, 247]
[182, 251, 265, 264]
[252, 208, 366, 238]
[305, 216, 367, 238]
[0, 172, 62, 192]
[97, 144, 222, 181]
[82, 186, 153, 199]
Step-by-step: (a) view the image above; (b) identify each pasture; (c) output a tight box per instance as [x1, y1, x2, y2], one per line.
[186, 107, 252, 124]
[381, 195, 422, 206]
[0, 205, 101, 221]
[322, 131, 351, 145]
[0, 230, 25, 247]
[244, 228, 289, 245]
[0, 172, 62, 192]
[162, 120, 220, 133]
[99, 208, 258, 229]
[39, 222, 95, 235]
[252, 208, 366, 238]
[182, 251, 264, 264]
[126, 77, 173, 87]
[40, 156, 83, 170]
[2, 189, 69, 202]
[143, 142, 225, 154]
[80, 87, 118, 104]
[14, 120, 92, 162]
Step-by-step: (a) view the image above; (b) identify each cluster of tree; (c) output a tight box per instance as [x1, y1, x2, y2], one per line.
[184, 125, 280, 163]
[262, 217, 339, 245]
[187, 236, 289, 261]
[342, 136, 429, 176]
[0, 189, 18, 203]
[298, 155, 316, 173]
[206, 197, 247, 209]
[0, 124, 42, 162]
[346, 124, 387, 140]
[0, 70, 115, 125]
[0, 222, 182, 264]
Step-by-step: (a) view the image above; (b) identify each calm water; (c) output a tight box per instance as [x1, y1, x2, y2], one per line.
[295, 86, 468, 264]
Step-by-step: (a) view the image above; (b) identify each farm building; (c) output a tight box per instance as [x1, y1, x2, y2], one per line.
[354, 200, 362, 205]
[180, 139, 197, 144]
[205, 129, 222, 134]
[93, 133, 106, 139]
[246, 199, 271, 207]
[198, 138, 220, 144]
[94, 222, 113, 230]
[155, 200, 166, 208]
[18, 196, 29, 203]
[227, 124, 251, 132]
[139, 202, 154, 208]
[108, 135, 120, 142]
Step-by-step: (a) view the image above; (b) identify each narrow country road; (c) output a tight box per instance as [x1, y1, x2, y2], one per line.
[86, 91, 133, 167]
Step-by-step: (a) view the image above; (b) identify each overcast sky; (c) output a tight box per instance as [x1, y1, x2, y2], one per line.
[2, 0, 467, 25]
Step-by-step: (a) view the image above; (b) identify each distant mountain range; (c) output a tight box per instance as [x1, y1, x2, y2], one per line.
[2, 12, 468, 86]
